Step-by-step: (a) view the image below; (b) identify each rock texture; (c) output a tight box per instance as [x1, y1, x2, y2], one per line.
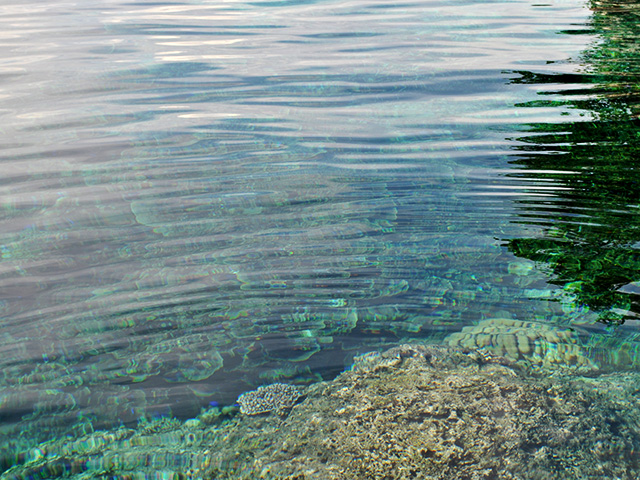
[446, 318, 596, 371]
[237, 383, 301, 415]
[204, 345, 640, 479]
[4, 344, 640, 480]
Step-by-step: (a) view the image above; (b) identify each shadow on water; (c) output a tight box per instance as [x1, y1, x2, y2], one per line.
[504, 0, 640, 326]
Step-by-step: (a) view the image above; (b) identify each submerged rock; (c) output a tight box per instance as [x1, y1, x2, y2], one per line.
[207, 345, 640, 479]
[446, 317, 597, 371]
[3, 344, 640, 479]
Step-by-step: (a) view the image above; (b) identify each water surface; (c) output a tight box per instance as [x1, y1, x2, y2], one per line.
[2, 0, 640, 470]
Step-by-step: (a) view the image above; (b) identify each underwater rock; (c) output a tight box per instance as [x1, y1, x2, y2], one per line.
[204, 344, 640, 479]
[4, 345, 640, 479]
[445, 317, 597, 371]
[236, 383, 301, 415]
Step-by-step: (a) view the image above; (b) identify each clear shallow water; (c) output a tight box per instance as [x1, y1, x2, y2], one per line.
[2, 0, 640, 467]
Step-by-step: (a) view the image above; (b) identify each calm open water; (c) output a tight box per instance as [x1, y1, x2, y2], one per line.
[2, 0, 640, 470]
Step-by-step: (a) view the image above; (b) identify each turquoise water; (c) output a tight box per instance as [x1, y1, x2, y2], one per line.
[2, 0, 640, 473]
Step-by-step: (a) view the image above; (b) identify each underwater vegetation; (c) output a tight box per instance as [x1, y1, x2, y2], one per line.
[505, 0, 640, 325]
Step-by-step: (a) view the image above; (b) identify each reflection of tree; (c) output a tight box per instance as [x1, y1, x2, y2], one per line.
[506, 0, 640, 325]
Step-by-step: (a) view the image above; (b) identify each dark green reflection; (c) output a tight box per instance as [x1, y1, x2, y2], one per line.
[506, 0, 640, 325]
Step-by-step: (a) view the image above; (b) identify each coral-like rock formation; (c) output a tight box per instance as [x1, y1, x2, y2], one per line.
[236, 383, 301, 415]
[4, 345, 640, 479]
[446, 318, 596, 371]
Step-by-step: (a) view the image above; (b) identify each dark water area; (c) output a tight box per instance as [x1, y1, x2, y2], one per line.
[2, 0, 640, 473]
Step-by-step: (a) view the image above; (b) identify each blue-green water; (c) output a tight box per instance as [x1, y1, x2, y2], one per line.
[2, 0, 640, 473]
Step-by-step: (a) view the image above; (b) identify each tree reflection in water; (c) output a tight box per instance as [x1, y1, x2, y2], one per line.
[505, 0, 640, 325]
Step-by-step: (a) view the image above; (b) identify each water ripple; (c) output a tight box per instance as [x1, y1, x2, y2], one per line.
[5, 0, 634, 462]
